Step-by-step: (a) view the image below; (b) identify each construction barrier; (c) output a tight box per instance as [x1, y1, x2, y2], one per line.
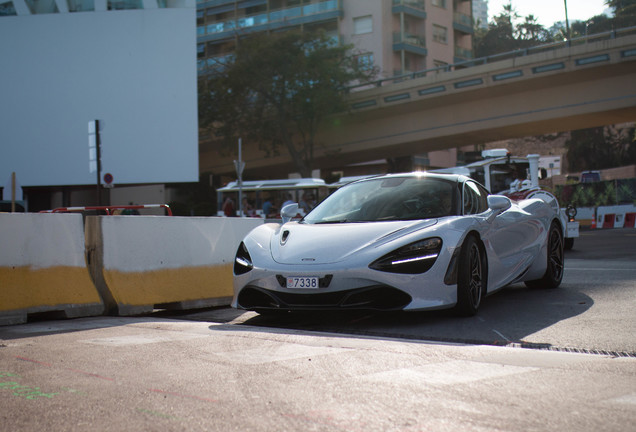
[0, 213, 104, 325]
[86, 216, 263, 315]
[594, 204, 636, 229]
[573, 207, 595, 228]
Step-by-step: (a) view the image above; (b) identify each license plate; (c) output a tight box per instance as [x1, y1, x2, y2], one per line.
[286, 276, 320, 289]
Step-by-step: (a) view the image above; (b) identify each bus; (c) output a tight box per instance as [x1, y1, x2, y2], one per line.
[216, 178, 329, 218]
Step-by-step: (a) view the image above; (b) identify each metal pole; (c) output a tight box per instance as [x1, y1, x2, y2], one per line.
[400, 12, 405, 73]
[11, 172, 16, 213]
[564, 0, 571, 41]
[238, 138, 243, 217]
[95, 119, 102, 206]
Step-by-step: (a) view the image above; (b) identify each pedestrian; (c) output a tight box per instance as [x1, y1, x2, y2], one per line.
[262, 198, 273, 218]
[222, 196, 236, 217]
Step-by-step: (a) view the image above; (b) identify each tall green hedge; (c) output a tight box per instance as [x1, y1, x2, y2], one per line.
[554, 178, 636, 207]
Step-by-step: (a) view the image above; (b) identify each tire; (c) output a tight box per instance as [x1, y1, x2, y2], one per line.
[455, 235, 486, 316]
[564, 237, 574, 250]
[525, 222, 564, 289]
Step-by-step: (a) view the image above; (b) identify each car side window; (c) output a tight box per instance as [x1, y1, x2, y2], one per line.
[463, 181, 489, 215]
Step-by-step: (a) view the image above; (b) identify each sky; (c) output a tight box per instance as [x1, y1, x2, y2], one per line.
[487, 0, 612, 28]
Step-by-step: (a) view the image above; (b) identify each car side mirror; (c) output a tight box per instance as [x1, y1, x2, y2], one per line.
[488, 195, 512, 211]
[486, 195, 511, 222]
[281, 203, 299, 224]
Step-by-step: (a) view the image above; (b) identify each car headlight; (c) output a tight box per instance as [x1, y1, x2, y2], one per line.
[369, 237, 442, 274]
[234, 242, 253, 275]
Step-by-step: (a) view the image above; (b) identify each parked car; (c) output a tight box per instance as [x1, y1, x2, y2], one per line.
[580, 171, 601, 183]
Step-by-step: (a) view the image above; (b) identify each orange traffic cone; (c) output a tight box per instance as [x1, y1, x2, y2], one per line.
[590, 217, 596, 229]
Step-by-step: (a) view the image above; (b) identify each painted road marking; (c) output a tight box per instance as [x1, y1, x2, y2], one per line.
[606, 393, 636, 405]
[212, 342, 350, 365]
[79, 333, 206, 346]
[362, 360, 538, 387]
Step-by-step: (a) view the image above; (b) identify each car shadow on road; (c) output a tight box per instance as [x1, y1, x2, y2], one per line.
[211, 284, 593, 349]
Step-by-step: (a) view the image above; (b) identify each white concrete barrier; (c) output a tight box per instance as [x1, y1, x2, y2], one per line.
[595, 204, 636, 229]
[574, 207, 595, 228]
[0, 213, 104, 325]
[86, 216, 263, 315]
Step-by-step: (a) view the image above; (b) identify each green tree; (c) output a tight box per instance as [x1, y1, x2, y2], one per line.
[474, 3, 518, 57]
[565, 125, 636, 172]
[199, 31, 376, 178]
[606, 0, 636, 27]
[516, 15, 552, 43]
[474, 3, 555, 57]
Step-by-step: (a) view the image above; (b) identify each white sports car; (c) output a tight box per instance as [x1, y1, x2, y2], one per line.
[231, 173, 564, 316]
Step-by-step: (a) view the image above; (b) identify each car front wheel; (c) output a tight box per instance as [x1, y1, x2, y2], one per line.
[455, 235, 486, 316]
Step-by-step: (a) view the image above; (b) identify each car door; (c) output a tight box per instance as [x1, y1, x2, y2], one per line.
[478, 184, 543, 290]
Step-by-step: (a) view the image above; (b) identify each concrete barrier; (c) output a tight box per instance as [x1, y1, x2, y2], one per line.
[0, 213, 104, 325]
[574, 207, 595, 228]
[86, 216, 263, 315]
[595, 205, 636, 229]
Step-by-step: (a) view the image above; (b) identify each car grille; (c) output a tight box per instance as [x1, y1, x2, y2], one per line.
[237, 285, 412, 311]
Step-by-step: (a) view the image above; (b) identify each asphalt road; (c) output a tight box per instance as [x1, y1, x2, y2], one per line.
[184, 227, 636, 355]
[0, 228, 634, 431]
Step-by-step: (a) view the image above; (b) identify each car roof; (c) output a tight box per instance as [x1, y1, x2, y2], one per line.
[345, 171, 470, 185]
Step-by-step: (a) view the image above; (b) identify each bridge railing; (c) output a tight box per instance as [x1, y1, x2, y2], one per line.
[348, 25, 636, 93]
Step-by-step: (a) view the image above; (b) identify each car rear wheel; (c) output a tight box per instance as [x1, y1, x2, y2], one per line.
[525, 222, 564, 289]
[455, 235, 486, 316]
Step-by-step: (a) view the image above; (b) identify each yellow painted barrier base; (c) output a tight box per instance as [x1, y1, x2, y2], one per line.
[0, 265, 104, 325]
[102, 264, 234, 315]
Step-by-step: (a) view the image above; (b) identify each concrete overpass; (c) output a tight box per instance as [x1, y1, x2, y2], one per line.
[200, 30, 636, 177]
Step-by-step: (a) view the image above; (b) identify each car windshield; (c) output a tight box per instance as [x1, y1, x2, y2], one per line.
[303, 176, 458, 224]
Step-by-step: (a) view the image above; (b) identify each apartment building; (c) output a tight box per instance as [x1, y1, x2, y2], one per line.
[472, 0, 488, 29]
[197, 0, 474, 79]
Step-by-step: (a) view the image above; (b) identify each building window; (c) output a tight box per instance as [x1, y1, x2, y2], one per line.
[67, 0, 95, 12]
[353, 15, 373, 35]
[25, 0, 59, 13]
[108, 0, 142, 10]
[431, 0, 446, 8]
[433, 25, 447, 44]
[0, 1, 17, 15]
[355, 53, 374, 71]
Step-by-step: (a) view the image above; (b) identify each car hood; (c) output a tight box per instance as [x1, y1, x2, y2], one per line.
[270, 219, 438, 265]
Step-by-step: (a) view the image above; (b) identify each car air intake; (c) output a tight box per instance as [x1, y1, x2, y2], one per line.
[237, 286, 411, 311]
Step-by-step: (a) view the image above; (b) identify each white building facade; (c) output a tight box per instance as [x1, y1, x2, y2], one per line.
[1, 0, 198, 211]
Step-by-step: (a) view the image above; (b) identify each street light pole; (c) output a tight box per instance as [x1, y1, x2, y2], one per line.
[234, 138, 245, 217]
[564, 0, 571, 41]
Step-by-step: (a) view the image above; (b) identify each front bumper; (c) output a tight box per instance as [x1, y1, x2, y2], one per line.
[236, 284, 412, 312]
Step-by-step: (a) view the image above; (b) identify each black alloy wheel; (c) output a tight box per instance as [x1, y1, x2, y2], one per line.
[525, 222, 564, 289]
[455, 235, 485, 316]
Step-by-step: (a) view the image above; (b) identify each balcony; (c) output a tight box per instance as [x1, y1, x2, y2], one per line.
[392, 0, 426, 19]
[453, 12, 473, 34]
[197, 0, 266, 8]
[198, 52, 235, 73]
[393, 32, 427, 56]
[198, 0, 343, 43]
[454, 46, 473, 62]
